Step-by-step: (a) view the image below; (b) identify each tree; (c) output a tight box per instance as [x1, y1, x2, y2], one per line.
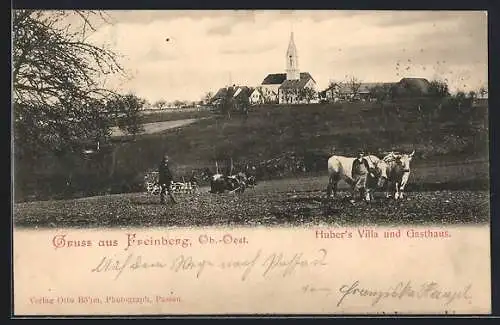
[299, 87, 317, 104]
[456, 91, 466, 100]
[107, 93, 146, 137]
[173, 100, 183, 108]
[261, 88, 278, 104]
[217, 87, 235, 119]
[428, 80, 450, 98]
[235, 92, 250, 113]
[13, 10, 125, 158]
[369, 84, 393, 103]
[204, 91, 213, 105]
[454, 91, 468, 113]
[346, 76, 362, 101]
[153, 99, 167, 109]
[326, 81, 341, 102]
[478, 86, 488, 98]
[281, 88, 300, 104]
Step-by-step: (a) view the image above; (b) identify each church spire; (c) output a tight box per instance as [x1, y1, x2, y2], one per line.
[286, 31, 300, 80]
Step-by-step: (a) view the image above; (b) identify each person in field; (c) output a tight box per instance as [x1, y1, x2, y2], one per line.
[351, 150, 371, 201]
[158, 154, 177, 204]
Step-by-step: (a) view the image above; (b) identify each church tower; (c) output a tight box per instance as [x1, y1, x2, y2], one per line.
[286, 32, 300, 81]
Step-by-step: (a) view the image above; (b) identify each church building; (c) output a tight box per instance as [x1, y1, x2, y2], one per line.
[260, 32, 318, 104]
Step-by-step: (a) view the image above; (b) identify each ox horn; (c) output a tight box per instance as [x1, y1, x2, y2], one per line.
[410, 150, 415, 157]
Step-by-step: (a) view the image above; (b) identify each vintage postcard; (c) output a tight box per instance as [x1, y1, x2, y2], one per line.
[12, 10, 490, 316]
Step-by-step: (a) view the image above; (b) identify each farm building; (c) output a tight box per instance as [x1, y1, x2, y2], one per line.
[320, 77, 432, 102]
[321, 82, 392, 102]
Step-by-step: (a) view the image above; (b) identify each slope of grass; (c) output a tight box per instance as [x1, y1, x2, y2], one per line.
[116, 101, 488, 169]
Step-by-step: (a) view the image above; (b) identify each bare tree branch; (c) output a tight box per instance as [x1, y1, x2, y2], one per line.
[13, 9, 127, 157]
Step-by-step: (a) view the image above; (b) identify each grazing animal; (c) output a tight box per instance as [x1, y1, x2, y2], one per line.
[326, 154, 387, 201]
[381, 150, 415, 200]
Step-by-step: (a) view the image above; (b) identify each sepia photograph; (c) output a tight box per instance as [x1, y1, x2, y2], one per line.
[13, 10, 489, 229]
[11, 9, 491, 316]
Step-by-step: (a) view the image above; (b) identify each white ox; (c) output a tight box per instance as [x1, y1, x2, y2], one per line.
[326, 155, 388, 201]
[379, 151, 415, 200]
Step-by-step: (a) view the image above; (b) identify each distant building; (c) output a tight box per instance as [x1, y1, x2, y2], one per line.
[260, 32, 318, 104]
[261, 73, 287, 103]
[211, 86, 234, 107]
[249, 88, 264, 105]
[210, 85, 264, 110]
[320, 77, 432, 102]
[337, 82, 395, 101]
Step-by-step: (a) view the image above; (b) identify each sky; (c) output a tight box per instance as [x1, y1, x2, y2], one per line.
[84, 10, 488, 103]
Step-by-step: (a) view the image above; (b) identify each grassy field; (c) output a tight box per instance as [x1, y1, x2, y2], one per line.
[14, 100, 489, 202]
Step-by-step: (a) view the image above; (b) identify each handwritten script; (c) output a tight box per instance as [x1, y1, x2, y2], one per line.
[302, 280, 473, 308]
[91, 248, 328, 281]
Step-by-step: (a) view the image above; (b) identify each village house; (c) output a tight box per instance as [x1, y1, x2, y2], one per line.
[210, 85, 265, 111]
[261, 73, 286, 103]
[249, 87, 264, 105]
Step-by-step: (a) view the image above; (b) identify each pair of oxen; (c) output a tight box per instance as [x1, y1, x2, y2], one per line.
[326, 151, 415, 202]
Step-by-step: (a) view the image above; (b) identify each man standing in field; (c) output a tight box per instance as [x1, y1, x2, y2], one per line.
[158, 154, 177, 204]
[351, 150, 371, 202]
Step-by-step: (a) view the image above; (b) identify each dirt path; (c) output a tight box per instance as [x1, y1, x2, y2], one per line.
[110, 118, 206, 137]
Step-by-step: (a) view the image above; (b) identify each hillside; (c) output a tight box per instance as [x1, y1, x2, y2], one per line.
[14, 100, 489, 202]
[114, 100, 488, 170]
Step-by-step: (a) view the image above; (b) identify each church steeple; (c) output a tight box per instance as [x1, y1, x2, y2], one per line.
[286, 31, 300, 80]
